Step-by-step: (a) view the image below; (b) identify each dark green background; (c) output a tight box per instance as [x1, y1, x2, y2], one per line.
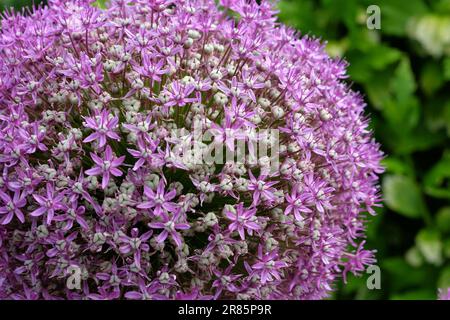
[1, 0, 449, 300]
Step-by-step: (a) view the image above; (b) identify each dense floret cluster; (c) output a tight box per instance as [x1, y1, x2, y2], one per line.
[0, 0, 383, 299]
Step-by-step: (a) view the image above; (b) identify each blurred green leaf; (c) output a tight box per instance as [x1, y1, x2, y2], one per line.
[320, 0, 359, 31]
[432, 0, 450, 13]
[347, 28, 380, 52]
[365, 70, 394, 110]
[438, 266, 450, 288]
[381, 157, 413, 176]
[424, 150, 450, 199]
[444, 239, 450, 258]
[443, 57, 450, 80]
[424, 97, 450, 133]
[376, 57, 422, 132]
[391, 57, 416, 103]
[446, 103, 450, 136]
[380, 123, 445, 154]
[436, 207, 450, 233]
[277, 1, 324, 36]
[416, 229, 443, 266]
[383, 175, 426, 219]
[382, 257, 434, 291]
[420, 62, 444, 96]
[347, 45, 401, 83]
[383, 97, 420, 131]
[405, 246, 424, 267]
[376, 0, 428, 36]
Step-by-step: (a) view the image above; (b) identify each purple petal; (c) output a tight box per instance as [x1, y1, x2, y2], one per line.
[148, 222, 165, 229]
[104, 145, 113, 160]
[30, 207, 46, 217]
[0, 190, 11, 203]
[112, 155, 125, 167]
[83, 132, 99, 143]
[156, 230, 168, 243]
[125, 291, 142, 300]
[110, 168, 122, 177]
[85, 167, 102, 176]
[90, 153, 104, 166]
[101, 171, 110, 189]
[137, 201, 154, 209]
[15, 209, 25, 223]
[0, 212, 14, 225]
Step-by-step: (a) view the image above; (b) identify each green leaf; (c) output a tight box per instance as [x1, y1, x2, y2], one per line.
[277, 1, 325, 37]
[346, 43, 401, 83]
[444, 239, 450, 258]
[443, 58, 450, 80]
[416, 229, 443, 266]
[364, 70, 394, 110]
[383, 96, 420, 131]
[370, 45, 403, 70]
[383, 175, 426, 219]
[381, 157, 414, 176]
[438, 266, 450, 289]
[405, 246, 424, 267]
[320, 0, 359, 31]
[424, 96, 450, 133]
[424, 150, 450, 199]
[382, 257, 434, 292]
[391, 57, 416, 103]
[348, 44, 401, 72]
[347, 28, 381, 52]
[378, 122, 445, 154]
[380, 58, 420, 131]
[420, 62, 444, 96]
[445, 102, 450, 137]
[375, 0, 428, 36]
[436, 207, 450, 233]
[432, 0, 450, 13]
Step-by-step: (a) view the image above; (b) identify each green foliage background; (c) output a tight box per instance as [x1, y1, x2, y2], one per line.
[1, 0, 449, 300]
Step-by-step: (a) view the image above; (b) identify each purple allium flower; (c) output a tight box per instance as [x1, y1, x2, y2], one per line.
[224, 203, 260, 240]
[30, 182, 66, 225]
[85, 145, 125, 189]
[212, 265, 242, 299]
[83, 109, 120, 148]
[148, 211, 190, 248]
[249, 245, 288, 285]
[0, 190, 27, 225]
[0, 0, 383, 300]
[54, 200, 89, 231]
[248, 171, 278, 206]
[284, 185, 312, 222]
[137, 179, 178, 217]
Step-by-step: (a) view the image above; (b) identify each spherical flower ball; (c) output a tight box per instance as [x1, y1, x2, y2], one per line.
[0, 0, 384, 300]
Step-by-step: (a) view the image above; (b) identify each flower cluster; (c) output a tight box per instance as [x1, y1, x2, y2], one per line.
[0, 0, 383, 300]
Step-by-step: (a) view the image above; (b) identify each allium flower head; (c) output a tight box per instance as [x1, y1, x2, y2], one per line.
[0, 0, 383, 300]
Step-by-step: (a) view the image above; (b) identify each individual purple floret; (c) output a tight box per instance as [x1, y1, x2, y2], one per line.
[0, 0, 383, 300]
